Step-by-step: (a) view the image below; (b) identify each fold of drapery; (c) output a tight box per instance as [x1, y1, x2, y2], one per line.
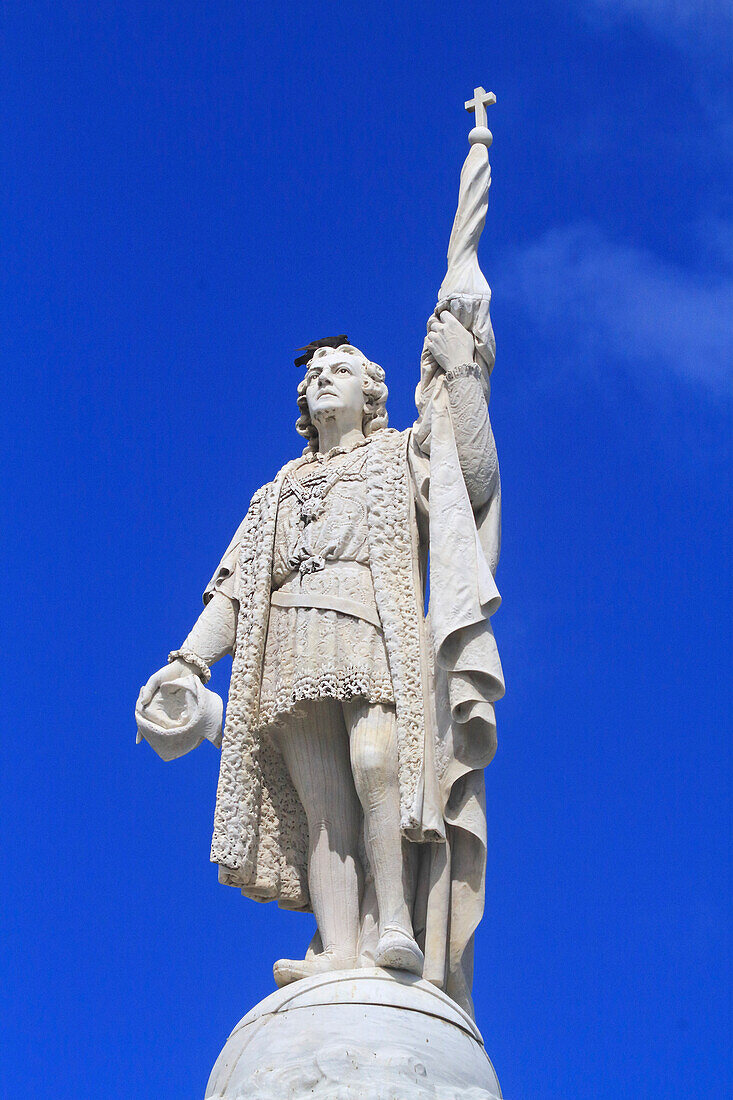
[419, 378, 504, 1015]
[417, 131, 504, 1016]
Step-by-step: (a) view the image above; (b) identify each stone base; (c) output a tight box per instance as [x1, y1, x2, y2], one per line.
[205, 967, 501, 1099]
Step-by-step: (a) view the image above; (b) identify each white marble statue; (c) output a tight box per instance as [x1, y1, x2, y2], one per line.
[137, 88, 503, 1021]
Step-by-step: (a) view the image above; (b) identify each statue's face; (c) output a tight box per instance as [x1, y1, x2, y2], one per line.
[305, 350, 365, 426]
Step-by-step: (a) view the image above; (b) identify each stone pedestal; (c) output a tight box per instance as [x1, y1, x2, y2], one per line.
[205, 968, 501, 1099]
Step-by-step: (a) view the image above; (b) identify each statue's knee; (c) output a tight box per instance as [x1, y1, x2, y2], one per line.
[352, 739, 394, 795]
[305, 812, 333, 838]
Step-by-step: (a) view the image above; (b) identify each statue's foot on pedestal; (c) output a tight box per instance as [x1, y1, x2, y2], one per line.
[374, 924, 424, 975]
[273, 951, 356, 988]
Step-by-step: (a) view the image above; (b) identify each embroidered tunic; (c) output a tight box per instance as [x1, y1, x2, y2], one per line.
[262, 446, 395, 725]
[207, 442, 395, 728]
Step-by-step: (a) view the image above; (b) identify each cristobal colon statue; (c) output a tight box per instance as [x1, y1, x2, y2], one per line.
[137, 108, 504, 1020]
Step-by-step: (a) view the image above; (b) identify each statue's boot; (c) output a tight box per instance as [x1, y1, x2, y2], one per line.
[273, 951, 356, 988]
[374, 925, 424, 975]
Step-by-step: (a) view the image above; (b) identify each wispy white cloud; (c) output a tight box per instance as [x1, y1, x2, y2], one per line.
[580, 0, 732, 58]
[500, 223, 732, 393]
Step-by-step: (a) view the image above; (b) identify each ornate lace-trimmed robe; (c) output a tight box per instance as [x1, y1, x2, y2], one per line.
[204, 367, 504, 1016]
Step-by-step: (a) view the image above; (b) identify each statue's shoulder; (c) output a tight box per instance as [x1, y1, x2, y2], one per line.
[245, 483, 268, 513]
[369, 427, 409, 450]
[367, 427, 412, 466]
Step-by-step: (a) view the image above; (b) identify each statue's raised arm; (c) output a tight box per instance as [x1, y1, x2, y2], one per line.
[413, 84, 500, 539]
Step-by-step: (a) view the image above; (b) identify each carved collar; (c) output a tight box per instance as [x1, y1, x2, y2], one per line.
[308, 435, 373, 465]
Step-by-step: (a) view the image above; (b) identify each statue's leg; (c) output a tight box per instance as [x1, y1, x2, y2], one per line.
[343, 698, 424, 975]
[274, 699, 361, 982]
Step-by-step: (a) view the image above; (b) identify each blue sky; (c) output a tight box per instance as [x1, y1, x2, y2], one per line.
[2, 3, 731, 1097]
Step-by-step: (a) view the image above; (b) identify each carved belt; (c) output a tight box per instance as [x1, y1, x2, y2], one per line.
[269, 590, 382, 629]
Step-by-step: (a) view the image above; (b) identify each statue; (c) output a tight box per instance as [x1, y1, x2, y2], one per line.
[137, 88, 504, 1026]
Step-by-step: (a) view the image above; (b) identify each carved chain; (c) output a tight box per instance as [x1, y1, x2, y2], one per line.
[286, 445, 368, 528]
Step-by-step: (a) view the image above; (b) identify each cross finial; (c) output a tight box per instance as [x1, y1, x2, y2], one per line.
[465, 86, 496, 129]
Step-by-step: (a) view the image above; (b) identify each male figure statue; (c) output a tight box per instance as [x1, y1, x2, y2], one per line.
[138, 113, 504, 1016]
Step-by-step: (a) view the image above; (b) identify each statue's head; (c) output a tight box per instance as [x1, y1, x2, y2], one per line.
[296, 343, 388, 452]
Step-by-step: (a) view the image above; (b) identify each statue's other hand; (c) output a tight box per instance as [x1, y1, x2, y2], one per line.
[138, 659, 191, 710]
[424, 310, 475, 372]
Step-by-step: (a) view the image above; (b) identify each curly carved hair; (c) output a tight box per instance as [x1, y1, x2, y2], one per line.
[296, 343, 389, 453]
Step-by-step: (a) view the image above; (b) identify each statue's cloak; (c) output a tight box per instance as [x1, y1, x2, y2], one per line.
[208, 423, 503, 1016]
